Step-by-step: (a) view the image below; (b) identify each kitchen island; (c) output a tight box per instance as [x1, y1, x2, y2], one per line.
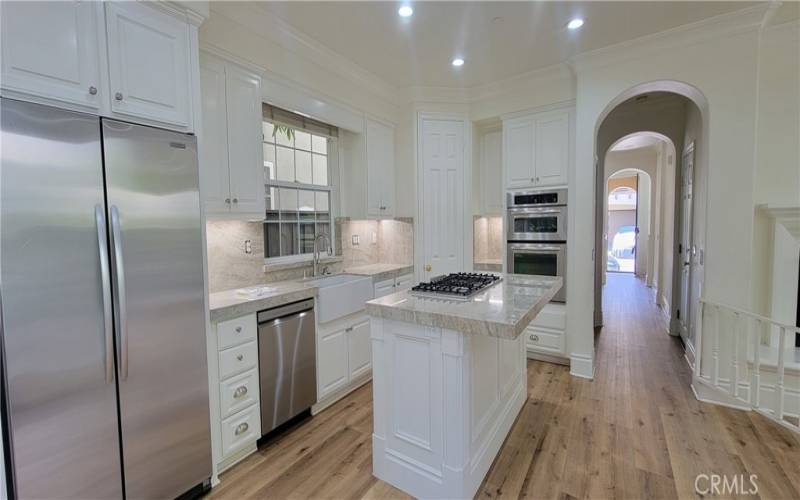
[365, 274, 562, 499]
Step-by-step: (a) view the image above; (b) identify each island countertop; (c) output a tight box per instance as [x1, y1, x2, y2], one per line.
[365, 273, 562, 339]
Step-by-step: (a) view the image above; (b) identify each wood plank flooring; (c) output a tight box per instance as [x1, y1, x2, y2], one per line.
[206, 274, 800, 499]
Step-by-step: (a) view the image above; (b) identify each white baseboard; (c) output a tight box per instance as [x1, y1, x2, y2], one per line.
[569, 353, 594, 380]
[312, 373, 372, 415]
[526, 349, 569, 366]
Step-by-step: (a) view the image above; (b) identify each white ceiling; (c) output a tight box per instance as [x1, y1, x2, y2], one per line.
[241, 1, 762, 88]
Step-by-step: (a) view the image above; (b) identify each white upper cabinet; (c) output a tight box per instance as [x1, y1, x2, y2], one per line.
[198, 56, 230, 214]
[1, 1, 104, 111]
[105, 1, 192, 129]
[365, 117, 395, 217]
[504, 118, 535, 188]
[479, 130, 503, 215]
[199, 52, 264, 218]
[0, 1, 200, 132]
[503, 107, 572, 189]
[224, 66, 264, 215]
[533, 111, 569, 187]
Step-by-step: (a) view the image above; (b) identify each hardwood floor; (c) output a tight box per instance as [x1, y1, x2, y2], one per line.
[206, 274, 800, 499]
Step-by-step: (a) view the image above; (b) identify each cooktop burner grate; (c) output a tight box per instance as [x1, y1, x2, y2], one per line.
[410, 273, 502, 300]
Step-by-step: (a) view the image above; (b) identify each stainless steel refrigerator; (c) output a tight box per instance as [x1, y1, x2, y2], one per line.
[0, 98, 211, 499]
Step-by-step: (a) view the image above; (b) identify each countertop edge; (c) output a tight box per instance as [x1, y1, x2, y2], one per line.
[365, 276, 562, 340]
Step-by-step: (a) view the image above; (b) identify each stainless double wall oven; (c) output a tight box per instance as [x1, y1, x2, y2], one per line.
[506, 188, 567, 302]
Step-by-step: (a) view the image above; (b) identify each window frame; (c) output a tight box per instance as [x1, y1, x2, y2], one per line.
[262, 119, 339, 265]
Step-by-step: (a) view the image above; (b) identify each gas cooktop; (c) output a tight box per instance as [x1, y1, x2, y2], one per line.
[410, 273, 502, 300]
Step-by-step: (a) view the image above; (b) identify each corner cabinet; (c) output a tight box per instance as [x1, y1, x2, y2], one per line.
[199, 52, 265, 218]
[0, 0, 202, 132]
[503, 107, 572, 189]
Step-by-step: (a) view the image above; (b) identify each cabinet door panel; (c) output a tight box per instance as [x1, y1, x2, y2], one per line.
[199, 55, 231, 214]
[366, 118, 394, 216]
[504, 119, 534, 188]
[225, 66, 264, 215]
[1, 1, 102, 110]
[105, 2, 191, 128]
[534, 112, 568, 187]
[481, 131, 503, 214]
[318, 329, 348, 397]
[347, 318, 371, 380]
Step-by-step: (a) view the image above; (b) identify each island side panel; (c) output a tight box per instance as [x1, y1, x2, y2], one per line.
[370, 317, 527, 499]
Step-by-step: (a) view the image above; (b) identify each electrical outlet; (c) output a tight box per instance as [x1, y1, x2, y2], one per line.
[244, 239, 252, 254]
[352, 234, 360, 246]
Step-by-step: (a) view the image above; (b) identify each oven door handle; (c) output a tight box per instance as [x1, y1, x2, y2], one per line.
[508, 207, 563, 214]
[509, 245, 564, 252]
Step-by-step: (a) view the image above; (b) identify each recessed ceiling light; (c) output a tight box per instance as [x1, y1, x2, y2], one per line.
[567, 18, 584, 30]
[398, 5, 413, 17]
[452, 58, 465, 67]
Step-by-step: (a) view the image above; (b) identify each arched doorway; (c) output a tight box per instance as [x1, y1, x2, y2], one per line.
[592, 84, 708, 360]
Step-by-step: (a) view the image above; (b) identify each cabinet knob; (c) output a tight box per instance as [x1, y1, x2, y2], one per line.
[234, 422, 249, 435]
[225, 198, 231, 204]
[235, 326, 242, 333]
[530, 334, 539, 342]
[236, 354, 244, 361]
[233, 386, 248, 398]
[233, 198, 239, 203]
[536, 177, 540, 183]
[345, 326, 353, 332]
[115, 92, 123, 101]
[425, 264, 432, 272]
[88, 86, 98, 95]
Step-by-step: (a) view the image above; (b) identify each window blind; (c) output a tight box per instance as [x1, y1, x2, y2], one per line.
[262, 103, 338, 138]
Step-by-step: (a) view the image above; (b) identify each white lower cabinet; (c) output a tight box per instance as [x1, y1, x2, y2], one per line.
[220, 405, 260, 458]
[207, 313, 261, 479]
[373, 273, 414, 299]
[347, 317, 372, 380]
[318, 328, 349, 397]
[525, 303, 567, 361]
[315, 311, 373, 411]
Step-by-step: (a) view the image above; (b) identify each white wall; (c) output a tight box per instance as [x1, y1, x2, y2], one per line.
[572, 16, 764, 376]
[751, 21, 800, 318]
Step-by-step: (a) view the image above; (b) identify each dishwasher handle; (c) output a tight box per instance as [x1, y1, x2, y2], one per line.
[257, 298, 314, 324]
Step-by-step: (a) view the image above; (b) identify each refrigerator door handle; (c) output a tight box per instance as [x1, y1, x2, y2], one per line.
[95, 205, 115, 384]
[110, 205, 128, 380]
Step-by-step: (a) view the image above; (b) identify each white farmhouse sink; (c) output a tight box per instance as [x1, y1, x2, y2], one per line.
[308, 274, 373, 323]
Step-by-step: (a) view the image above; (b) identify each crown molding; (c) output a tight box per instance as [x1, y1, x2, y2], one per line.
[209, 2, 402, 107]
[571, 3, 771, 73]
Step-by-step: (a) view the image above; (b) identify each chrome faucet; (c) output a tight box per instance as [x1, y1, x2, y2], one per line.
[313, 233, 332, 277]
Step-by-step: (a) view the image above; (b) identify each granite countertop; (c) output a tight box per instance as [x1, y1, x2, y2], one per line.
[365, 274, 562, 340]
[209, 280, 318, 323]
[344, 263, 414, 281]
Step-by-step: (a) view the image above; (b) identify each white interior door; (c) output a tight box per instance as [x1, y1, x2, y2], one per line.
[421, 118, 465, 280]
[679, 147, 695, 342]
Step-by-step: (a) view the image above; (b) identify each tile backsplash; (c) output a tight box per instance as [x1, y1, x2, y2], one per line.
[473, 216, 503, 265]
[206, 218, 414, 293]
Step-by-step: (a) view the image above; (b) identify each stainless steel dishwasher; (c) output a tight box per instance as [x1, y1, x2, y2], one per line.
[257, 298, 317, 435]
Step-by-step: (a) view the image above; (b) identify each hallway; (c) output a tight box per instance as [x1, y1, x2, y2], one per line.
[207, 274, 800, 499]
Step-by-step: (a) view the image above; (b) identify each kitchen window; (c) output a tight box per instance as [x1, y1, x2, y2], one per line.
[262, 104, 338, 262]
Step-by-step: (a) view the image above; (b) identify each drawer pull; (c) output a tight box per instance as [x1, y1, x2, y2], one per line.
[233, 386, 248, 398]
[530, 334, 539, 342]
[234, 422, 249, 436]
[236, 354, 244, 361]
[345, 326, 353, 332]
[235, 326, 242, 333]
